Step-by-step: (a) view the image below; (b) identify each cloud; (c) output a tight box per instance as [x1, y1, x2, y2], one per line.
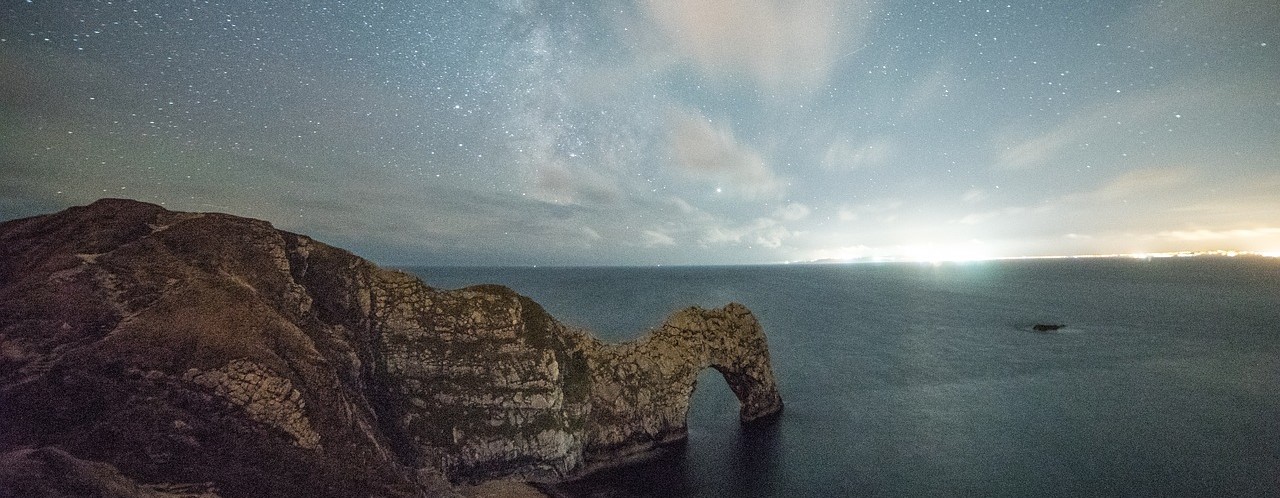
[666, 107, 784, 198]
[641, 229, 677, 247]
[668, 196, 702, 215]
[1156, 227, 1280, 242]
[822, 136, 895, 170]
[773, 202, 811, 221]
[642, 0, 872, 91]
[956, 206, 1039, 225]
[529, 163, 621, 206]
[898, 63, 956, 117]
[961, 189, 987, 203]
[581, 226, 604, 241]
[658, 200, 808, 252]
[992, 85, 1208, 169]
[700, 217, 794, 248]
[1092, 167, 1194, 199]
[1053, 226, 1280, 256]
[495, 19, 634, 208]
[697, 203, 808, 249]
[802, 240, 993, 263]
[995, 125, 1083, 170]
[834, 200, 903, 223]
[1165, 172, 1280, 220]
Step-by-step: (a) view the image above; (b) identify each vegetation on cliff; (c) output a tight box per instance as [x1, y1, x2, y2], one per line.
[0, 199, 782, 497]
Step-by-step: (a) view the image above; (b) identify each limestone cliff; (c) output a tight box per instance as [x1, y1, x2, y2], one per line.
[579, 304, 783, 472]
[0, 199, 782, 496]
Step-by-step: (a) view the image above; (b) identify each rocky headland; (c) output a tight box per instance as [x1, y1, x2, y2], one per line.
[0, 199, 782, 497]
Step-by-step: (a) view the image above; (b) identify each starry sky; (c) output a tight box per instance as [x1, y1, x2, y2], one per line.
[3, 0, 1278, 265]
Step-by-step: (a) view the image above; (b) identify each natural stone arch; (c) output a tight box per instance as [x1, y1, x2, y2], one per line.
[369, 282, 785, 483]
[578, 303, 784, 473]
[0, 198, 786, 493]
[709, 363, 783, 424]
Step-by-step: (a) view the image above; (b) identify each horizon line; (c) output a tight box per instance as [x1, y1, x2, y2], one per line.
[387, 249, 1280, 268]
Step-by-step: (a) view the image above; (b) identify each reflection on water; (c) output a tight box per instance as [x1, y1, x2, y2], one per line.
[549, 440, 693, 497]
[551, 418, 783, 498]
[732, 416, 782, 496]
[412, 259, 1280, 497]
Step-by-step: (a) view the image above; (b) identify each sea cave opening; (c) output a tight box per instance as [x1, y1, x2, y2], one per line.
[674, 368, 784, 495]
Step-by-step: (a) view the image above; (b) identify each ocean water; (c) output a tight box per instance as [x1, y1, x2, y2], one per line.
[404, 258, 1280, 497]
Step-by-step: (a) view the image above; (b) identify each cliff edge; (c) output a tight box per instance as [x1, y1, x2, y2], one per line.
[0, 199, 782, 497]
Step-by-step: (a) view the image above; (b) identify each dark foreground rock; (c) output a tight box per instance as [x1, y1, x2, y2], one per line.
[0, 199, 782, 497]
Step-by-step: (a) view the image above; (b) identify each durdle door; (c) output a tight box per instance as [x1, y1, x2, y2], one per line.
[0, 198, 783, 496]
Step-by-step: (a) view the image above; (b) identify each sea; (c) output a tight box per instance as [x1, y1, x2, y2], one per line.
[403, 257, 1280, 497]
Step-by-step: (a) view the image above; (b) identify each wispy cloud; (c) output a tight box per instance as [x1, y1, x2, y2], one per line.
[529, 163, 622, 206]
[802, 240, 993, 262]
[994, 125, 1084, 170]
[688, 203, 810, 250]
[898, 63, 957, 117]
[822, 136, 895, 170]
[1056, 226, 1280, 255]
[581, 226, 604, 241]
[666, 107, 784, 198]
[961, 189, 987, 203]
[834, 200, 902, 223]
[1157, 227, 1280, 242]
[992, 85, 1208, 169]
[700, 217, 795, 248]
[956, 206, 1034, 225]
[642, 0, 873, 92]
[1091, 167, 1194, 200]
[641, 229, 677, 247]
[773, 202, 811, 221]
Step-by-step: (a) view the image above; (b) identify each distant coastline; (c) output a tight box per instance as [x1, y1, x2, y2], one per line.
[801, 250, 1280, 265]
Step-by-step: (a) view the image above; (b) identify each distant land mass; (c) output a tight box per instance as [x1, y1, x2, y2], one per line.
[803, 249, 1279, 265]
[0, 199, 782, 497]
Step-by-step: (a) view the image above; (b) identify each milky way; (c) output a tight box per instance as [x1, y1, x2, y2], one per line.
[3, 1, 1278, 264]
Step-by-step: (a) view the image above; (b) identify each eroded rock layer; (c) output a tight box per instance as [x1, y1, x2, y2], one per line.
[0, 199, 782, 496]
[581, 304, 784, 471]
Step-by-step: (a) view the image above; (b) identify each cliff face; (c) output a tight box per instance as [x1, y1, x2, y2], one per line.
[0, 199, 782, 496]
[581, 304, 783, 471]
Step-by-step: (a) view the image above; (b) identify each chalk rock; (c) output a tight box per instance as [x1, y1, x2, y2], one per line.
[0, 199, 782, 496]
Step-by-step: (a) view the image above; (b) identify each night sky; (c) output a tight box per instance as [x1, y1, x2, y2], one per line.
[3, 0, 1278, 265]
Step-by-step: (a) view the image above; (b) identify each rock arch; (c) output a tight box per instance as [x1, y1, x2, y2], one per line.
[0, 199, 785, 493]
[578, 303, 784, 472]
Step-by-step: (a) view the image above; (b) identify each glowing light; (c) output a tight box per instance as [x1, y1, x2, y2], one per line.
[803, 245, 1280, 265]
[808, 240, 995, 263]
[901, 241, 993, 263]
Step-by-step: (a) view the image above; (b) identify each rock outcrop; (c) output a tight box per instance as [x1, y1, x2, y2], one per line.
[0, 199, 782, 497]
[580, 304, 783, 473]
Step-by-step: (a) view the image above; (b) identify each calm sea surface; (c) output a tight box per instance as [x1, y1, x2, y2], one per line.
[404, 258, 1280, 497]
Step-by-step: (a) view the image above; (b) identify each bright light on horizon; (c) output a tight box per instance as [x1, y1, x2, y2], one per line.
[901, 241, 992, 263]
[805, 240, 996, 263]
[800, 246, 1280, 264]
